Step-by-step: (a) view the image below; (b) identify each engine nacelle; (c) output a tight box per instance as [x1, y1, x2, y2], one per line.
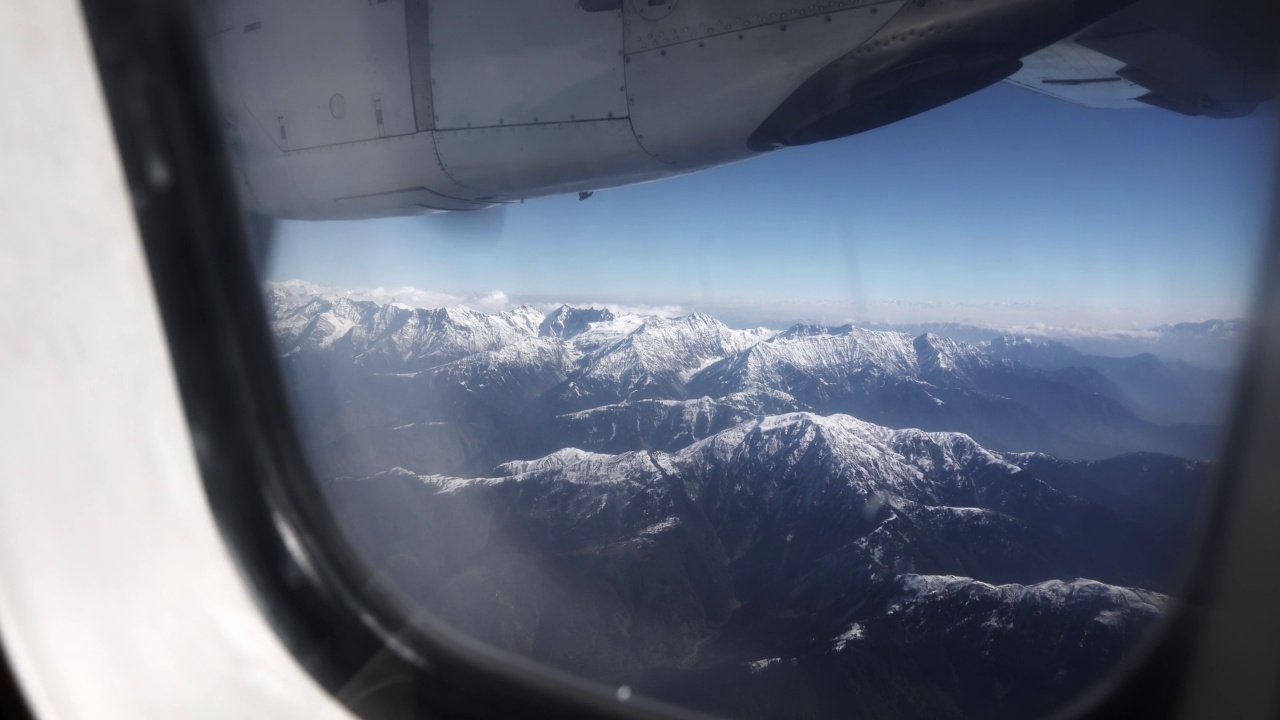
[198, 0, 1130, 220]
[749, 0, 1134, 149]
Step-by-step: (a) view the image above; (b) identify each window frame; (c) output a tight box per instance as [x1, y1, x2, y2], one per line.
[77, 0, 1280, 717]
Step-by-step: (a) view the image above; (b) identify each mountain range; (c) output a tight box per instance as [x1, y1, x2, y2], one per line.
[329, 414, 1202, 719]
[270, 288, 1221, 480]
[267, 283, 1222, 720]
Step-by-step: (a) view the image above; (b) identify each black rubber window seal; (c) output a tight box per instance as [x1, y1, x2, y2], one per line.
[71, 0, 1280, 718]
[72, 1, 702, 718]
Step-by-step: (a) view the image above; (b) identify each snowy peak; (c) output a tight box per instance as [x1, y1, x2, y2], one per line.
[682, 412, 1008, 493]
[274, 296, 543, 373]
[374, 305, 539, 365]
[492, 447, 614, 476]
[691, 324, 919, 396]
[577, 312, 766, 389]
[913, 333, 992, 383]
[272, 295, 379, 353]
[671, 414, 985, 512]
[980, 334, 1084, 368]
[266, 279, 329, 313]
[878, 572, 1170, 660]
[495, 305, 546, 336]
[775, 322, 856, 339]
[885, 573, 1166, 635]
[539, 305, 616, 339]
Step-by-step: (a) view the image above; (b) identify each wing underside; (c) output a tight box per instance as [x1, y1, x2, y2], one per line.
[1005, 0, 1278, 117]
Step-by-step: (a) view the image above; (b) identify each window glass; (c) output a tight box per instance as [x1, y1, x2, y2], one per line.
[200, 0, 1277, 716]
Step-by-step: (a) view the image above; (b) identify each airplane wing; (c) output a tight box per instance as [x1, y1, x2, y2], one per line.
[1004, 0, 1278, 117]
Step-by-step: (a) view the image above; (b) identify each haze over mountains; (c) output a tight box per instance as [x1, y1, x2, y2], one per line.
[268, 282, 1226, 719]
[847, 318, 1247, 370]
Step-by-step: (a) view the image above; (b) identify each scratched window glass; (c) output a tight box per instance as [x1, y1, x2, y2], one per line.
[197, 0, 1277, 717]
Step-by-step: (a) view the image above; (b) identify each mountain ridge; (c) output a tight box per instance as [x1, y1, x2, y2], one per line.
[325, 410, 1197, 719]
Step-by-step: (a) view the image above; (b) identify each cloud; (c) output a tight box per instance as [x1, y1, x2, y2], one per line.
[679, 297, 1213, 334]
[284, 283, 519, 314]
[527, 300, 690, 319]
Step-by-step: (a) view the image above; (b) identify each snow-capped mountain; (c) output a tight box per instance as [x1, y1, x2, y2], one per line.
[327, 412, 1199, 720]
[269, 289, 1218, 481]
[265, 283, 1221, 720]
[538, 305, 616, 339]
[546, 312, 772, 412]
[271, 293, 544, 374]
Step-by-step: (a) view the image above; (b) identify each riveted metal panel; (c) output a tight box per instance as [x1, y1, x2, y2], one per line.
[626, 2, 902, 167]
[240, 126, 483, 219]
[433, 120, 670, 200]
[623, 0, 889, 53]
[428, 1, 628, 129]
[219, 0, 417, 151]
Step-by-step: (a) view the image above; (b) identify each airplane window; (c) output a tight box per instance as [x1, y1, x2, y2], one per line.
[183, 0, 1277, 718]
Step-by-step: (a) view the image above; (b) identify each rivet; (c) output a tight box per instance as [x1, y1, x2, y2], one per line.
[660, 49, 666, 55]
[329, 93, 347, 119]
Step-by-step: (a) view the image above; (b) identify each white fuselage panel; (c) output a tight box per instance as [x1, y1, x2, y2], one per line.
[429, 1, 629, 129]
[200, 0, 911, 219]
[626, 2, 901, 168]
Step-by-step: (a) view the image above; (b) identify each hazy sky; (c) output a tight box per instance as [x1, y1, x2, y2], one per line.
[267, 83, 1277, 329]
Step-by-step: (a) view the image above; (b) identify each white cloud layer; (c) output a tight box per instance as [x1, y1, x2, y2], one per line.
[272, 280, 515, 314]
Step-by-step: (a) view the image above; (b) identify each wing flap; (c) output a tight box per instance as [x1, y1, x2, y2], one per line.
[1003, 38, 1148, 110]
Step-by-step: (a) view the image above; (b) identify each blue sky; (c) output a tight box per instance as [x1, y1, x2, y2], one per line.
[268, 83, 1276, 329]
